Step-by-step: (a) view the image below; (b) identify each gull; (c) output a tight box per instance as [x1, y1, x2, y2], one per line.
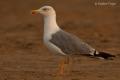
[31, 6, 115, 75]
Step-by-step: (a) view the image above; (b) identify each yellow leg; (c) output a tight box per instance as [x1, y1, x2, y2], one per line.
[59, 59, 65, 75]
[58, 56, 70, 75]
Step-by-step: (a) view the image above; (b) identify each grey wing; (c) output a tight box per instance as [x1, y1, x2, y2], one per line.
[50, 30, 95, 55]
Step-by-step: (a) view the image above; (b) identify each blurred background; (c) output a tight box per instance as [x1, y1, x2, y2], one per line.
[0, 0, 120, 80]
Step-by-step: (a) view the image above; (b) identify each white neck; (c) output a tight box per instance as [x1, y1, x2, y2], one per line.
[43, 15, 60, 37]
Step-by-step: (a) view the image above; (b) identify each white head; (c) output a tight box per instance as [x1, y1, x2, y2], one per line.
[31, 6, 60, 35]
[31, 6, 56, 16]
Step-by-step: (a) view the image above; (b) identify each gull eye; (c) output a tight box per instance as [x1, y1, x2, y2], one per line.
[42, 8, 49, 11]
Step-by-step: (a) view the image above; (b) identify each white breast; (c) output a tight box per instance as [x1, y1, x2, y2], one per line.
[43, 37, 66, 55]
[43, 11, 66, 55]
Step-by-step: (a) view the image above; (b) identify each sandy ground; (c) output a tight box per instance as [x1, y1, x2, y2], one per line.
[0, 0, 120, 80]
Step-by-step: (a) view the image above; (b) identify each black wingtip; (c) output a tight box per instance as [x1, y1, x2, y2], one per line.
[95, 52, 115, 60]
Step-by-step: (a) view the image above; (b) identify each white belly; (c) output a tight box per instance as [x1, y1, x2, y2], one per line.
[44, 39, 66, 55]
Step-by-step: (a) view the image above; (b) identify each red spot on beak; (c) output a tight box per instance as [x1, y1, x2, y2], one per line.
[32, 12, 35, 15]
[31, 10, 37, 15]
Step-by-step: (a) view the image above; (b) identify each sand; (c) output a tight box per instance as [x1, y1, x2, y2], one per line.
[0, 0, 120, 80]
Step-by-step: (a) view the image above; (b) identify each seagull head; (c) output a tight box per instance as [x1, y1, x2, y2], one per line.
[31, 6, 56, 16]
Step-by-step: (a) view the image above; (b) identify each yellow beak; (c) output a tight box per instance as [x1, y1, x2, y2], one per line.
[31, 10, 40, 15]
